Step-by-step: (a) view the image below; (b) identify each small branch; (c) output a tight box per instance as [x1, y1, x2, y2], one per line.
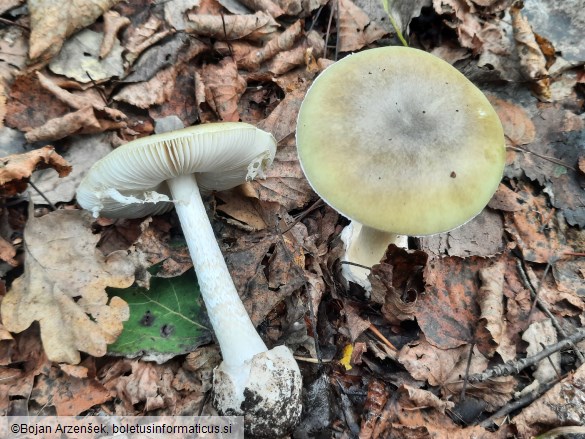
[467, 329, 585, 383]
[479, 378, 560, 428]
[28, 181, 56, 211]
[507, 146, 576, 171]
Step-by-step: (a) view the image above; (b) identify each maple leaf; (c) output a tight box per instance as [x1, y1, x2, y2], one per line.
[1, 210, 135, 364]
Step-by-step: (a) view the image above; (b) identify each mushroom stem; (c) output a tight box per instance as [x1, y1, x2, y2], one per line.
[341, 222, 398, 288]
[167, 173, 267, 369]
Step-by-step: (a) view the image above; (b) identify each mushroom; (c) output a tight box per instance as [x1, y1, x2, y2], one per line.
[76, 122, 302, 437]
[296, 47, 506, 289]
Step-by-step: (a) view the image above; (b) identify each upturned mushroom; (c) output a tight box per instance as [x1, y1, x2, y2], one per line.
[296, 47, 506, 289]
[77, 122, 302, 437]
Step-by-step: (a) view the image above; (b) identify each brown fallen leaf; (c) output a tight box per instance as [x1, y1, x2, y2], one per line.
[32, 364, 112, 415]
[337, 0, 387, 52]
[5, 72, 70, 133]
[239, 20, 303, 71]
[100, 10, 131, 58]
[400, 384, 454, 414]
[200, 58, 247, 121]
[510, 3, 550, 100]
[36, 71, 127, 121]
[399, 336, 516, 409]
[1, 209, 135, 364]
[185, 11, 279, 42]
[504, 183, 572, 263]
[0, 146, 72, 197]
[238, 0, 284, 17]
[488, 96, 536, 147]
[28, 0, 121, 64]
[114, 66, 177, 109]
[417, 256, 491, 349]
[24, 106, 127, 142]
[123, 14, 173, 65]
[476, 260, 516, 362]
[0, 236, 17, 266]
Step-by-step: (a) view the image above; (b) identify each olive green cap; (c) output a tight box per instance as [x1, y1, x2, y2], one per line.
[296, 47, 505, 236]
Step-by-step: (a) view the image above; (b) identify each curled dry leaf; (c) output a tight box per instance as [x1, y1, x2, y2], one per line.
[28, 0, 121, 63]
[0, 210, 135, 364]
[0, 236, 17, 266]
[124, 14, 173, 66]
[114, 66, 177, 109]
[100, 10, 131, 58]
[510, 4, 550, 100]
[0, 146, 72, 197]
[186, 11, 279, 42]
[239, 20, 303, 71]
[238, 0, 284, 18]
[369, 245, 427, 325]
[400, 384, 454, 414]
[337, 0, 386, 52]
[476, 260, 516, 362]
[200, 58, 247, 121]
[24, 106, 127, 143]
[37, 71, 127, 121]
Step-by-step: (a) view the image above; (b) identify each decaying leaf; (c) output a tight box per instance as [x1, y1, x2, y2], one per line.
[199, 58, 247, 121]
[48, 29, 124, 83]
[504, 182, 572, 263]
[476, 260, 516, 362]
[488, 96, 536, 147]
[400, 384, 454, 414]
[239, 20, 303, 71]
[522, 319, 560, 384]
[186, 11, 279, 42]
[28, 0, 121, 63]
[123, 14, 173, 66]
[510, 3, 550, 100]
[25, 106, 127, 142]
[0, 146, 72, 197]
[337, 0, 386, 52]
[1, 210, 135, 364]
[100, 10, 131, 58]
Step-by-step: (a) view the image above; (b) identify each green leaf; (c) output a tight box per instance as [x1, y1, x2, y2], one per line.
[108, 268, 211, 360]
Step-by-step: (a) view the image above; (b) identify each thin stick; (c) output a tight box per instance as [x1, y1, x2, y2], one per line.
[28, 181, 56, 211]
[467, 329, 585, 383]
[479, 378, 559, 428]
[368, 323, 397, 351]
[508, 146, 576, 171]
[460, 343, 475, 401]
[282, 198, 324, 234]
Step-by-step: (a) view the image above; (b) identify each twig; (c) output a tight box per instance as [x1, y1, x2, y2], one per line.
[526, 261, 552, 323]
[460, 342, 475, 401]
[28, 181, 56, 211]
[368, 323, 397, 351]
[479, 378, 560, 428]
[282, 198, 324, 234]
[340, 260, 371, 270]
[516, 260, 585, 365]
[507, 146, 577, 171]
[323, 1, 335, 60]
[467, 329, 585, 383]
[0, 17, 30, 32]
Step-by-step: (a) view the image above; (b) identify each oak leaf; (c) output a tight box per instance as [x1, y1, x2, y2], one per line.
[1, 210, 135, 364]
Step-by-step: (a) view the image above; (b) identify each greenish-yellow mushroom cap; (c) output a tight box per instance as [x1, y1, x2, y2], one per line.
[296, 47, 506, 236]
